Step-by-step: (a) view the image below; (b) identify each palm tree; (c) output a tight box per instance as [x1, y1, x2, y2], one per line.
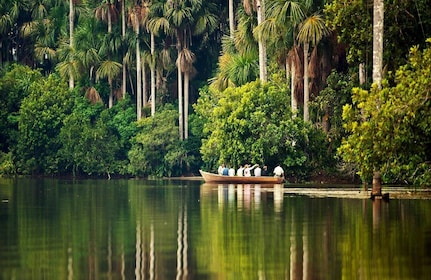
[96, 60, 122, 107]
[296, 14, 329, 122]
[210, 5, 259, 91]
[244, 0, 267, 82]
[56, 42, 80, 88]
[95, 1, 121, 108]
[259, 0, 305, 117]
[95, 0, 119, 34]
[128, 1, 149, 120]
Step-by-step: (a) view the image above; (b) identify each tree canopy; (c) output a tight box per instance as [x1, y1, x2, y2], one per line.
[339, 39, 431, 185]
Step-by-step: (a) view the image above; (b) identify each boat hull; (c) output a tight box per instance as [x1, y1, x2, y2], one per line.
[199, 170, 284, 184]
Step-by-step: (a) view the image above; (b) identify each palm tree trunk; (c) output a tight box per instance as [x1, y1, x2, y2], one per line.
[229, 0, 235, 38]
[109, 79, 113, 108]
[143, 62, 147, 107]
[359, 62, 366, 85]
[136, 27, 142, 120]
[107, 6, 112, 33]
[108, 5, 113, 108]
[256, 0, 267, 82]
[178, 64, 183, 140]
[69, 0, 74, 89]
[151, 32, 156, 116]
[184, 71, 189, 139]
[177, 30, 184, 140]
[303, 42, 310, 122]
[121, 0, 126, 98]
[290, 60, 297, 118]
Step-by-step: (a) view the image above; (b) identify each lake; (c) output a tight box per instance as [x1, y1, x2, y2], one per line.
[1, 178, 431, 279]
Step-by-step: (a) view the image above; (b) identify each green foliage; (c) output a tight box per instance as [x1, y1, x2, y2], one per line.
[59, 97, 125, 178]
[15, 74, 74, 175]
[310, 70, 354, 154]
[0, 64, 43, 153]
[128, 105, 189, 177]
[325, 0, 431, 72]
[0, 151, 16, 175]
[195, 81, 330, 180]
[338, 40, 431, 185]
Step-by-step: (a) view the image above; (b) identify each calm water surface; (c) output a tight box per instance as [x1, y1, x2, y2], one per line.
[0, 178, 430, 279]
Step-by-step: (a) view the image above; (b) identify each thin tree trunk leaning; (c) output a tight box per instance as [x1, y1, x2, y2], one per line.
[303, 42, 309, 122]
[69, 0, 74, 89]
[256, 0, 267, 82]
[372, 0, 384, 89]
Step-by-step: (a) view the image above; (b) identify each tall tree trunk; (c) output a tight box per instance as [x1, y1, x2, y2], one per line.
[69, 0, 74, 89]
[136, 26, 142, 120]
[291, 60, 297, 118]
[256, 0, 267, 82]
[151, 32, 156, 116]
[184, 71, 189, 139]
[372, 0, 384, 196]
[108, 7, 113, 108]
[108, 78, 113, 108]
[229, 0, 235, 38]
[143, 62, 147, 107]
[303, 42, 310, 122]
[107, 6, 112, 33]
[178, 64, 183, 140]
[359, 62, 366, 85]
[177, 30, 184, 140]
[372, 0, 384, 88]
[121, 0, 126, 98]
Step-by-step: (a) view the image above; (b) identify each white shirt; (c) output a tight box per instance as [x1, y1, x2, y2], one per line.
[228, 168, 235, 176]
[237, 167, 244, 176]
[274, 165, 284, 177]
[254, 167, 262, 177]
[244, 167, 252, 177]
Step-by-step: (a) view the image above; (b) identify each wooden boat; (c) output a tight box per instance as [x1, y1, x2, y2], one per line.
[199, 170, 284, 184]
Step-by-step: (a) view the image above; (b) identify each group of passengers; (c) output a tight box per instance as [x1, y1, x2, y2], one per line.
[218, 163, 284, 178]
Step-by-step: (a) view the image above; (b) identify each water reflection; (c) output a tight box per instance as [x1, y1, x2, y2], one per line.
[208, 183, 285, 212]
[1, 178, 431, 279]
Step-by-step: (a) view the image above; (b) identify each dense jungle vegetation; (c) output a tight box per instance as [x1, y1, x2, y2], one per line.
[0, 0, 430, 185]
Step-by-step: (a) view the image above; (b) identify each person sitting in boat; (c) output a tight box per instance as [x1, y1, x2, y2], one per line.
[228, 167, 235, 176]
[273, 165, 284, 178]
[222, 165, 229, 176]
[218, 164, 225, 175]
[262, 165, 269, 176]
[254, 165, 262, 177]
[244, 164, 258, 177]
[237, 165, 244, 176]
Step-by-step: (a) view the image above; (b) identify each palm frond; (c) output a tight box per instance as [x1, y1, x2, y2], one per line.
[96, 60, 122, 81]
[297, 14, 329, 46]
